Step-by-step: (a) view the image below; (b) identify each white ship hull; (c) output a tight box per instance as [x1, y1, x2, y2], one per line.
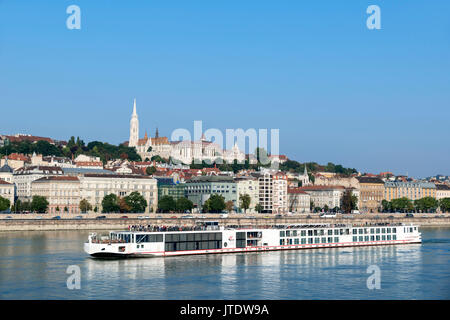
[84, 223, 421, 258]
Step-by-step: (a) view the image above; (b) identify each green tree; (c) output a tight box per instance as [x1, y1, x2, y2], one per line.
[31, 196, 49, 213]
[381, 200, 391, 212]
[239, 194, 251, 213]
[0, 196, 10, 212]
[102, 194, 120, 213]
[151, 155, 166, 163]
[79, 199, 92, 213]
[146, 166, 157, 175]
[124, 192, 148, 213]
[414, 197, 439, 213]
[203, 194, 226, 213]
[158, 195, 176, 213]
[391, 197, 412, 213]
[439, 198, 450, 213]
[341, 189, 358, 213]
[255, 203, 263, 213]
[176, 197, 194, 213]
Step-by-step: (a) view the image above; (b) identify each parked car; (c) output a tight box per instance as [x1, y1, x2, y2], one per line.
[220, 214, 228, 218]
[156, 216, 163, 219]
[181, 215, 193, 218]
[170, 216, 177, 219]
[120, 216, 128, 219]
[275, 214, 283, 218]
[320, 213, 336, 218]
[306, 215, 312, 219]
[405, 213, 414, 218]
[4, 216, 13, 219]
[74, 216, 83, 219]
[52, 216, 61, 220]
[388, 216, 395, 219]
[96, 215, 106, 219]
[35, 216, 43, 219]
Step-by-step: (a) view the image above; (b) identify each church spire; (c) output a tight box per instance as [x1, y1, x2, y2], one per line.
[132, 98, 137, 116]
[129, 98, 139, 147]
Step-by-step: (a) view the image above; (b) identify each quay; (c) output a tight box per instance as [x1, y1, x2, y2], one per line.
[0, 213, 449, 231]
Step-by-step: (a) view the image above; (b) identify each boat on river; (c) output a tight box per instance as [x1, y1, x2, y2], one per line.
[84, 221, 421, 258]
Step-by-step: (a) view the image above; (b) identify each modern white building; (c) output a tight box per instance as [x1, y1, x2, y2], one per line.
[252, 170, 288, 214]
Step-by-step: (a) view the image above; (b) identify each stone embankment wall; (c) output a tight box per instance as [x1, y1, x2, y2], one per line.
[0, 213, 449, 231]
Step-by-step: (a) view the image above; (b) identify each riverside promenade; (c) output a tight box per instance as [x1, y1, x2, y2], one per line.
[0, 213, 449, 231]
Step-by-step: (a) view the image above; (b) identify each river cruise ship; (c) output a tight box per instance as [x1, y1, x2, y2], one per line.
[84, 221, 421, 258]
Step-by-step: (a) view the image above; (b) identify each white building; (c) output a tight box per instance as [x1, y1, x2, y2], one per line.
[0, 158, 14, 184]
[436, 184, 450, 200]
[252, 170, 288, 214]
[287, 188, 310, 213]
[79, 174, 158, 213]
[0, 180, 15, 207]
[13, 166, 64, 202]
[31, 176, 80, 214]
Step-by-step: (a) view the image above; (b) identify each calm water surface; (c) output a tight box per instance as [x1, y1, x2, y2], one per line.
[0, 227, 449, 299]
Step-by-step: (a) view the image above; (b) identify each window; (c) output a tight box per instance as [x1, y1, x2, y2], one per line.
[334, 237, 339, 243]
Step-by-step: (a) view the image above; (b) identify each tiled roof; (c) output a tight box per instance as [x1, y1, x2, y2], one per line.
[356, 176, 384, 184]
[287, 188, 308, 194]
[34, 176, 79, 182]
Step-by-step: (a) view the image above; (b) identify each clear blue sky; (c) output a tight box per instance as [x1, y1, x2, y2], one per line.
[1, 0, 449, 178]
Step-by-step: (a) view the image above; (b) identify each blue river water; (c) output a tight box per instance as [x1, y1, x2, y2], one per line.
[0, 227, 449, 299]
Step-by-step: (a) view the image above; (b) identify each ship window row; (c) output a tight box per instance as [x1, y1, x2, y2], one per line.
[352, 228, 397, 234]
[165, 240, 222, 252]
[280, 237, 340, 245]
[165, 232, 222, 242]
[135, 234, 163, 243]
[353, 235, 397, 241]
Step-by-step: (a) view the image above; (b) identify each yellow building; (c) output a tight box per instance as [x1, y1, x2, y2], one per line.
[384, 181, 436, 201]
